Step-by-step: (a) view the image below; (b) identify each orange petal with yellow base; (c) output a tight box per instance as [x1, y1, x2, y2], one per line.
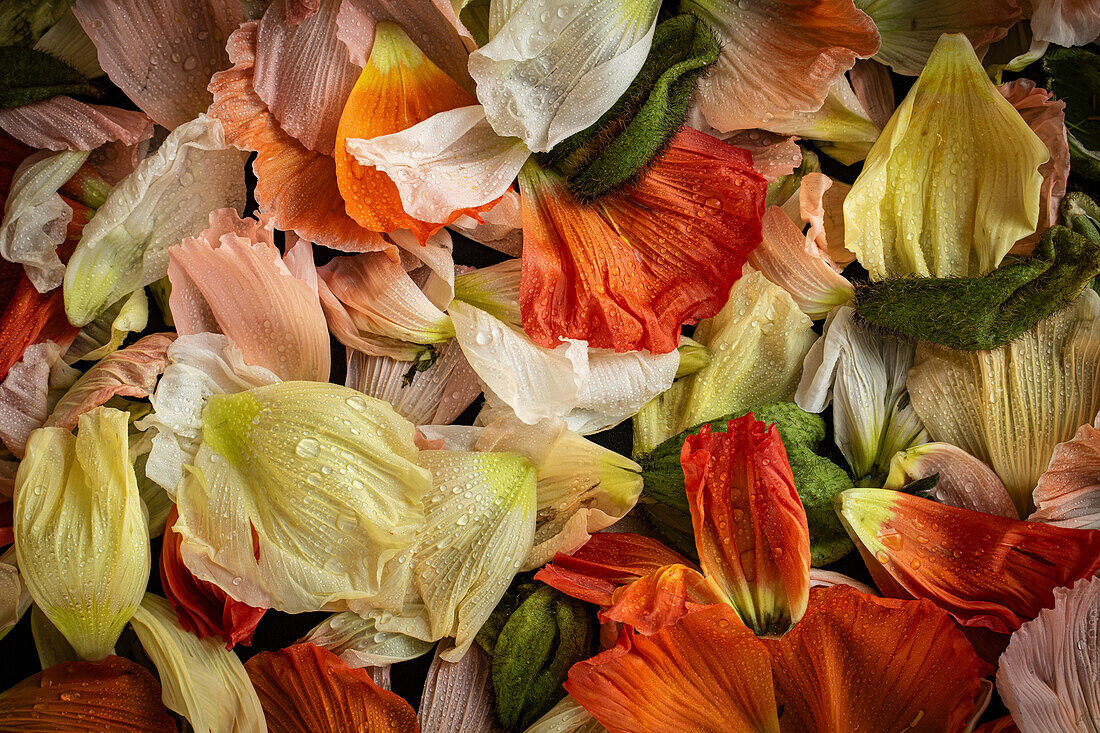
[602, 562, 719, 635]
[836, 488, 1100, 633]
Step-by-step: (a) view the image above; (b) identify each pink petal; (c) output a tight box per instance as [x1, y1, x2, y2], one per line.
[1025, 0, 1100, 47]
[1032, 419, 1100, 530]
[722, 130, 803, 182]
[73, 0, 244, 129]
[849, 60, 895, 129]
[167, 209, 331, 382]
[0, 97, 153, 152]
[886, 442, 1020, 519]
[0, 341, 66, 458]
[796, 172, 855, 267]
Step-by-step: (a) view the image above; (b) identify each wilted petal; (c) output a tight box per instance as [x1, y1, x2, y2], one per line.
[303, 612, 434, 668]
[0, 96, 152, 152]
[566, 604, 780, 733]
[0, 546, 30, 639]
[129, 593, 265, 733]
[63, 114, 248, 327]
[836, 488, 1100, 633]
[168, 209, 330, 381]
[0, 656, 175, 731]
[762, 77, 881, 165]
[65, 288, 149, 363]
[908, 291, 1100, 516]
[849, 59, 896, 128]
[886, 442, 1018, 519]
[1032, 418, 1100, 530]
[796, 171, 854, 267]
[73, 0, 243, 129]
[0, 341, 70, 458]
[808, 568, 876, 594]
[795, 306, 927, 483]
[246, 643, 420, 733]
[470, 0, 660, 152]
[844, 33, 1048, 279]
[997, 576, 1100, 732]
[771, 585, 985, 732]
[1026, 0, 1100, 47]
[0, 271, 79, 382]
[418, 643, 500, 733]
[174, 382, 432, 613]
[14, 407, 150, 659]
[684, 0, 879, 132]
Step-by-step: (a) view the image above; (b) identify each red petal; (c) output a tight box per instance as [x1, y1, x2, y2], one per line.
[0, 656, 175, 731]
[160, 507, 265, 649]
[837, 489, 1100, 633]
[770, 585, 985, 733]
[246, 643, 420, 733]
[681, 414, 810, 636]
[519, 128, 766, 354]
[601, 563, 719, 635]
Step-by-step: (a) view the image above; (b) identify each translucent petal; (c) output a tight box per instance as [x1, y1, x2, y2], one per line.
[418, 644, 500, 733]
[0, 96, 152, 152]
[1032, 418, 1100, 530]
[302, 612, 434, 668]
[885, 442, 1018, 518]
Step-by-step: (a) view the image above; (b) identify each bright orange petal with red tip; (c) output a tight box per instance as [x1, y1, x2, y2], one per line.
[0, 656, 175, 732]
[159, 508, 265, 650]
[837, 488, 1100, 633]
[336, 22, 483, 243]
[534, 532, 693, 607]
[602, 563, 720, 635]
[246, 643, 420, 733]
[519, 128, 766, 354]
[208, 21, 386, 253]
[770, 585, 985, 733]
[566, 604, 780, 733]
[681, 414, 811, 636]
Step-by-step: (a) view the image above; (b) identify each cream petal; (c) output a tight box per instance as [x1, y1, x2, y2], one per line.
[0, 547, 31, 641]
[418, 644, 501, 733]
[1031, 418, 1100, 530]
[762, 77, 881, 165]
[448, 188, 523, 257]
[454, 258, 522, 326]
[0, 97, 152, 152]
[32, 10, 104, 78]
[303, 612, 434, 667]
[524, 696, 605, 733]
[886, 442, 1019, 519]
[569, 347, 678, 435]
[63, 288, 149, 363]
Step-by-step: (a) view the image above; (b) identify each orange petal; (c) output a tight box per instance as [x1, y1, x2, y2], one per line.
[602, 563, 720, 635]
[681, 414, 811, 636]
[534, 532, 694, 607]
[519, 128, 767, 354]
[836, 488, 1100, 633]
[208, 21, 387, 253]
[246, 643, 420, 733]
[566, 604, 780, 733]
[0, 656, 176, 731]
[1032, 418, 1100, 529]
[335, 22, 480, 243]
[770, 585, 985, 733]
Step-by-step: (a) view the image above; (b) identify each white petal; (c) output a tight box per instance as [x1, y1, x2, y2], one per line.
[302, 612, 434, 668]
[568, 347, 678, 435]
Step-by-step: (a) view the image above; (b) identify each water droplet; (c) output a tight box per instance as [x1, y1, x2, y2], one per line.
[296, 437, 320, 458]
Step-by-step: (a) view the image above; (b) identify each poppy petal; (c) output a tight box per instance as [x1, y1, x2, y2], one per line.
[0, 273, 79, 382]
[1032, 417, 1100, 530]
[602, 563, 718, 634]
[886, 442, 1019, 519]
[0, 341, 72, 459]
[0, 96, 152, 152]
[1026, 0, 1100, 47]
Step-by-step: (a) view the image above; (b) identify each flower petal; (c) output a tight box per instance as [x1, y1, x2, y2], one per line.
[0, 96, 152, 152]
[0, 340, 72, 458]
[762, 77, 881, 165]
[844, 33, 1048, 279]
[836, 488, 1100, 633]
[417, 643, 497, 733]
[0, 268, 79, 382]
[1027, 0, 1100, 46]
[601, 563, 718, 635]
[524, 695, 603, 733]
[302, 612, 434, 667]
[849, 59, 896, 128]
[885, 442, 1018, 519]
[246, 643, 420, 733]
[1032, 417, 1100, 530]
[684, 0, 879, 132]
[72, 0, 243, 129]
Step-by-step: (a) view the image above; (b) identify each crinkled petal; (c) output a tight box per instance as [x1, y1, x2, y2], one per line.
[1027, 0, 1100, 46]
[684, 0, 879, 132]
[849, 59, 896, 128]
[684, 122, 803, 183]
[524, 695, 604, 733]
[762, 77, 881, 165]
[31, 9, 104, 79]
[63, 114, 248, 327]
[844, 33, 1048, 279]
[796, 171, 854, 267]
[303, 611, 434, 667]
[0, 96, 152, 152]
[65, 288, 149, 363]
[73, 0, 243, 129]
[1032, 418, 1100, 530]
[417, 637, 499, 733]
[449, 188, 523, 257]
[0, 341, 69, 458]
[601, 563, 717, 635]
[568, 348, 678, 435]
[453, 258, 522, 325]
[886, 442, 1018, 519]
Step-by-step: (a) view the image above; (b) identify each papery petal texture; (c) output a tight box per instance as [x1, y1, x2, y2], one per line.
[844, 33, 1049, 279]
[418, 644, 501, 733]
[0, 97, 152, 152]
[1032, 417, 1100, 530]
[761, 77, 881, 165]
[0, 340, 68, 458]
[73, 0, 243, 129]
[1027, 0, 1100, 47]
[885, 442, 1018, 519]
[836, 488, 1100, 633]
[302, 612, 434, 667]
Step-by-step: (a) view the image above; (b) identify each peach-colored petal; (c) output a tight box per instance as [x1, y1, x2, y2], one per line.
[1032, 419, 1100, 530]
[1025, 0, 1100, 46]
[208, 21, 387, 253]
[73, 0, 243, 129]
[849, 59, 895, 129]
[167, 209, 331, 381]
[798, 171, 855, 267]
[0, 97, 152, 152]
[885, 442, 1019, 519]
[720, 129, 803, 182]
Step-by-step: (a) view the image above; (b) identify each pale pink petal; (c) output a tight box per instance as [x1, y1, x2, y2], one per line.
[418, 645, 500, 733]
[798, 172, 855, 267]
[167, 209, 331, 382]
[45, 332, 176, 431]
[849, 60, 895, 129]
[0, 342, 65, 458]
[1025, 0, 1100, 46]
[886, 442, 1020, 519]
[1032, 420, 1100, 530]
[721, 130, 803, 182]
[287, 0, 320, 24]
[0, 97, 153, 152]
[73, 0, 244, 129]
[808, 569, 877, 595]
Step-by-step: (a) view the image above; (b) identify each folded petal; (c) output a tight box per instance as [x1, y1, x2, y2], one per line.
[168, 209, 330, 381]
[1032, 418, 1100, 530]
[174, 382, 432, 613]
[1027, 0, 1100, 46]
[303, 612, 434, 667]
[73, 0, 243, 129]
[208, 21, 386, 253]
[0, 96, 152, 152]
[129, 593, 265, 733]
[524, 695, 604, 733]
[520, 128, 767, 354]
[684, 0, 880, 132]
[565, 604, 780, 733]
[0, 656, 175, 732]
[66, 288, 149, 363]
[836, 488, 1100, 633]
[886, 443, 1018, 519]
[14, 407, 150, 659]
[797, 171, 855, 267]
[770, 585, 985, 733]
[63, 114, 248, 327]
[688, 126, 802, 182]
[0, 340, 70, 458]
[246, 643, 420, 733]
[418, 644, 498, 733]
[908, 291, 1100, 516]
[844, 33, 1049, 279]
[601, 562, 718, 634]
[997, 576, 1100, 732]
[762, 77, 881, 165]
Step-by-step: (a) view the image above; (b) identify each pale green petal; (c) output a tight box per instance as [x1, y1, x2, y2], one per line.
[302, 612, 434, 668]
[909, 291, 1100, 517]
[130, 593, 265, 733]
[0, 546, 31, 642]
[844, 33, 1048, 279]
[763, 78, 880, 165]
[64, 114, 247, 326]
[453, 258, 522, 326]
[64, 289, 149, 363]
[524, 695, 606, 733]
[33, 10, 104, 79]
[174, 382, 431, 614]
[30, 605, 78, 669]
[14, 407, 150, 660]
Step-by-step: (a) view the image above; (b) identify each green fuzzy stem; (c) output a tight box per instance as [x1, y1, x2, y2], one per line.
[854, 225, 1100, 351]
[639, 401, 855, 566]
[0, 45, 98, 108]
[1045, 47, 1100, 181]
[542, 13, 719, 201]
